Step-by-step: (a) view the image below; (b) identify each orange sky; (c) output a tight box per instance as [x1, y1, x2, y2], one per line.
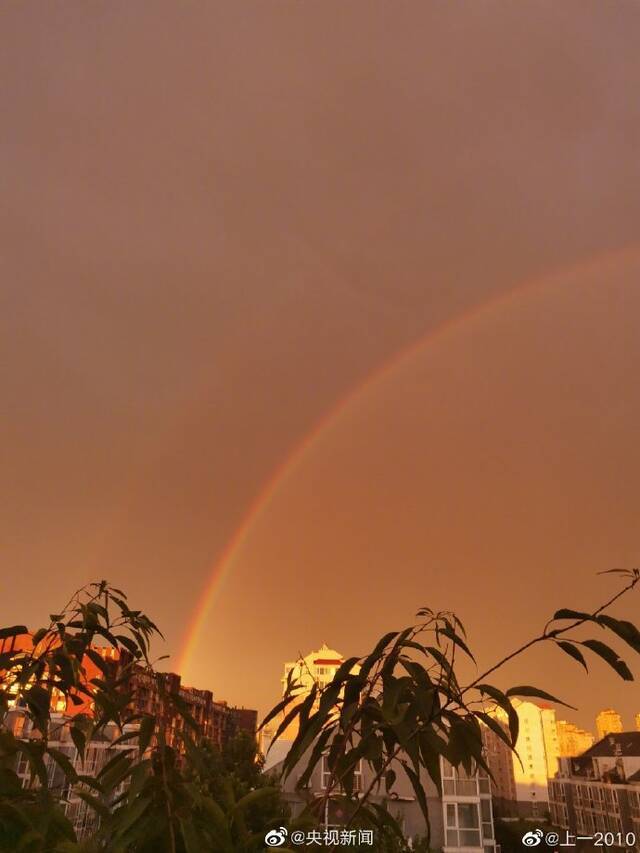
[2, 1, 640, 731]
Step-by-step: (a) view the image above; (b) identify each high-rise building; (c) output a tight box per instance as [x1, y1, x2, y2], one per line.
[279, 643, 356, 740]
[1, 632, 255, 752]
[596, 709, 623, 740]
[482, 718, 518, 817]
[635, 713, 640, 733]
[557, 720, 596, 757]
[484, 700, 560, 817]
[124, 663, 257, 752]
[549, 732, 640, 840]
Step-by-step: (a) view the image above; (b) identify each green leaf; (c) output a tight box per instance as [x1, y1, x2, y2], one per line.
[553, 609, 592, 621]
[200, 796, 233, 845]
[476, 711, 513, 750]
[0, 625, 28, 640]
[138, 714, 155, 756]
[598, 569, 633, 576]
[97, 749, 134, 793]
[368, 802, 405, 840]
[111, 793, 151, 839]
[296, 725, 335, 790]
[19, 742, 48, 788]
[506, 685, 576, 709]
[111, 729, 142, 748]
[476, 684, 519, 746]
[85, 647, 114, 678]
[179, 816, 203, 853]
[330, 656, 361, 685]
[114, 634, 142, 657]
[259, 693, 297, 733]
[75, 789, 110, 819]
[596, 616, 640, 654]
[418, 728, 446, 795]
[266, 700, 303, 751]
[125, 760, 151, 803]
[359, 631, 399, 678]
[47, 746, 78, 783]
[556, 641, 588, 671]
[235, 786, 280, 813]
[401, 761, 429, 823]
[385, 768, 396, 793]
[581, 639, 633, 681]
[24, 685, 51, 729]
[440, 623, 476, 662]
[75, 773, 105, 794]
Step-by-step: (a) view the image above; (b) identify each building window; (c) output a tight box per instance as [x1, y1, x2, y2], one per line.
[481, 798, 494, 840]
[446, 802, 481, 848]
[442, 760, 479, 797]
[320, 756, 362, 793]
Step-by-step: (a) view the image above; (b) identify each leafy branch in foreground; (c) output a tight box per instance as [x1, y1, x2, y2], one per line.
[262, 569, 640, 851]
[0, 581, 289, 852]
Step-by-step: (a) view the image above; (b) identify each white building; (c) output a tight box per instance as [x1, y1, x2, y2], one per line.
[281, 643, 349, 697]
[267, 645, 496, 849]
[489, 699, 560, 816]
[262, 643, 354, 771]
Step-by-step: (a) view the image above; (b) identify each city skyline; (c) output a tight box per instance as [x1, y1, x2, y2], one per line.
[3, 1, 640, 736]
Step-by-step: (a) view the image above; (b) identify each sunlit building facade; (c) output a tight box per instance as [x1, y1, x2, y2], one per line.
[281, 643, 348, 697]
[262, 644, 353, 770]
[482, 718, 518, 817]
[484, 700, 560, 817]
[0, 633, 119, 716]
[557, 720, 596, 757]
[596, 709, 624, 741]
[549, 732, 640, 847]
[1, 633, 255, 752]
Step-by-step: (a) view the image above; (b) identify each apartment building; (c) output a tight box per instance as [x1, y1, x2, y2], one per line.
[267, 644, 496, 849]
[1, 633, 256, 753]
[281, 643, 352, 705]
[263, 644, 357, 769]
[5, 708, 137, 839]
[596, 709, 624, 741]
[549, 732, 640, 846]
[272, 750, 496, 851]
[483, 699, 560, 817]
[125, 664, 257, 752]
[557, 720, 596, 758]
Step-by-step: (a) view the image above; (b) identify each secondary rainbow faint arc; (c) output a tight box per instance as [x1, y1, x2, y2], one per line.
[178, 244, 639, 675]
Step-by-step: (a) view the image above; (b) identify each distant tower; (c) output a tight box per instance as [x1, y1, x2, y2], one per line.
[635, 713, 640, 732]
[596, 709, 623, 741]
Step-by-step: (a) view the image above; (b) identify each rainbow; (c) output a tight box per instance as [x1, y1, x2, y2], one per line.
[178, 244, 640, 677]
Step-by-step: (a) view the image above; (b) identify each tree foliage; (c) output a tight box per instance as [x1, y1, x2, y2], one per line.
[2, 571, 639, 851]
[262, 569, 640, 851]
[0, 581, 288, 852]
